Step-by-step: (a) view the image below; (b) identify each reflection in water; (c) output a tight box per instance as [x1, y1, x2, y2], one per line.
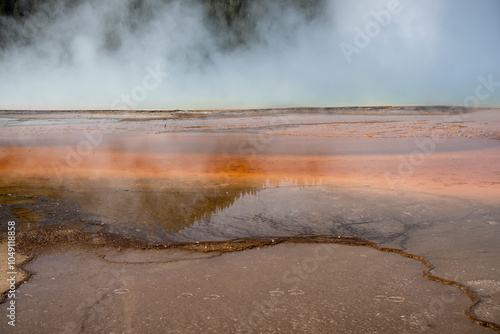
[0, 170, 323, 240]
[10, 207, 43, 231]
[0, 133, 328, 239]
[1, 112, 500, 331]
[0, 114, 499, 244]
[76, 175, 269, 232]
[2, 168, 498, 247]
[0, 194, 38, 205]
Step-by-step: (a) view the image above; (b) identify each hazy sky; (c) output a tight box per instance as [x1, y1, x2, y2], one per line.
[0, 0, 499, 110]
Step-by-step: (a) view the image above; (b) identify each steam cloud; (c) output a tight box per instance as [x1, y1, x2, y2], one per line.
[0, 0, 499, 110]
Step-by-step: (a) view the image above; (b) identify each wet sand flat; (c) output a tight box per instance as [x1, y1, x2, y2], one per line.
[1, 109, 498, 203]
[0, 243, 491, 334]
[1, 107, 500, 333]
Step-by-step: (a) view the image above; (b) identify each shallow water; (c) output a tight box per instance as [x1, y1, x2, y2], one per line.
[1, 109, 500, 327]
[1, 109, 499, 242]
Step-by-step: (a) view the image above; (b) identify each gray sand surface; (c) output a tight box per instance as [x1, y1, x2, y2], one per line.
[1, 108, 499, 333]
[1, 243, 491, 334]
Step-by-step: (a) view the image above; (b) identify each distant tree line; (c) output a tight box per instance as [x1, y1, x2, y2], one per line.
[0, 0, 38, 18]
[206, 0, 325, 48]
[1, 0, 323, 21]
[1, 0, 324, 50]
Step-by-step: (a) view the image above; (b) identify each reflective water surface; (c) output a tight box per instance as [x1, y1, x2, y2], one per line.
[1, 109, 500, 326]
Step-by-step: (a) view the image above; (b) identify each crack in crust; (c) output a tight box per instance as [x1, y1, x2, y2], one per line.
[2, 227, 500, 332]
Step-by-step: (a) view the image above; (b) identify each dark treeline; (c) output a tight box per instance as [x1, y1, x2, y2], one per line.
[0, 0, 38, 17]
[0, 0, 325, 50]
[206, 0, 324, 47]
[1, 0, 322, 18]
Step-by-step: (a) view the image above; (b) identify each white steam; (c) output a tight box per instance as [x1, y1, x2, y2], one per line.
[0, 0, 499, 110]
